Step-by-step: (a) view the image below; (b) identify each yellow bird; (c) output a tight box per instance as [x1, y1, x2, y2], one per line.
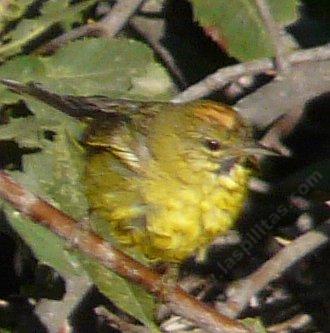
[1, 79, 263, 263]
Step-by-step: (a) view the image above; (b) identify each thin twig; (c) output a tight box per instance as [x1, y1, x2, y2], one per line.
[36, 0, 145, 55]
[0, 171, 251, 333]
[259, 106, 303, 156]
[56, 322, 71, 333]
[99, 0, 145, 37]
[222, 221, 330, 318]
[36, 0, 187, 88]
[172, 43, 330, 103]
[35, 275, 91, 333]
[129, 17, 188, 87]
[267, 314, 312, 333]
[95, 307, 149, 333]
[34, 24, 99, 54]
[161, 315, 199, 332]
[254, 0, 290, 72]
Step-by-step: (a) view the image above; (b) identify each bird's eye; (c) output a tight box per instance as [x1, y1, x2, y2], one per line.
[205, 139, 222, 151]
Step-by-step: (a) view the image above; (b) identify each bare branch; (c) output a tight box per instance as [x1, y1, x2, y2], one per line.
[259, 107, 302, 156]
[254, 0, 290, 72]
[35, 275, 91, 333]
[0, 171, 251, 333]
[95, 307, 149, 333]
[99, 0, 145, 37]
[129, 17, 187, 87]
[34, 24, 98, 55]
[172, 43, 330, 103]
[36, 0, 145, 55]
[222, 221, 330, 317]
[267, 314, 312, 333]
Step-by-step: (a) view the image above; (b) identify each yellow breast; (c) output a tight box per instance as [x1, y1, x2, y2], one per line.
[86, 152, 251, 263]
[137, 164, 251, 262]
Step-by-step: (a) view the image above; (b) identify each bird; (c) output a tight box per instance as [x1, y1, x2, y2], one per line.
[1, 79, 268, 263]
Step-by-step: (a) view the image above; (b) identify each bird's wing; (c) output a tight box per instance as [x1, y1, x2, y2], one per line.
[0, 79, 162, 119]
[84, 118, 151, 174]
[1, 79, 168, 174]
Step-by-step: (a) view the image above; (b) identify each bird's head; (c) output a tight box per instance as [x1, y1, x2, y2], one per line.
[150, 101, 269, 182]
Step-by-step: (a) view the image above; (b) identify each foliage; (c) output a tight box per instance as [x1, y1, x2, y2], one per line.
[0, 0, 98, 59]
[190, 0, 298, 61]
[0, 35, 172, 331]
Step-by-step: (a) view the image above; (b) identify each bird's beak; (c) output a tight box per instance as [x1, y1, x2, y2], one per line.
[218, 143, 279, 174]
[241, 143, 280, 171]
[241, 143, 280, 157]
[228, 143, 280, 158]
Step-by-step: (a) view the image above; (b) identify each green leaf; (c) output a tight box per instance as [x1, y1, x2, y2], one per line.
[0, 38, 174, 100]
[0, 37, 167, 328]
[4, 204, 83, 277]
[241, 318, 267, 333]
[129, 62, 173, 99]
[1, 101, 87, 276]
[40, 0, 96, 29]
[0, 0, 34, 32]
[19, 104, 87, 218]
[0, 108, 77, 148]
[0, 116, 45, 148]
[41, 38, 174, 99]
[0, 0, 97, 58]
[0, 328, 12, 333]
[268, 0, 299, 24]
[190, 0, 298, 61]
[1, 103, 159, 328]
[78, 254, 160, 332]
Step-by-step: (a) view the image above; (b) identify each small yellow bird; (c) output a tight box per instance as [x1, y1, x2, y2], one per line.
[1, 79, 263, 263]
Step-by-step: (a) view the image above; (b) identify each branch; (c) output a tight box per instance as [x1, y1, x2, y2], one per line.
[172, 43, 330, 103]
[36, 0, 145, 55]
[129, 17, 188, 88]
[95, 307, 149, 333]
[35, 275, 91, 333]
[36, 0, 188, 88]
[0, 171, 251, 333]
[34, 24, 98, 55]
[259, 106, 302, 156]
[99, 0, 146, 37]
[222, 220, 330, 318]
[267, 314, 312, 333]
[254, 0, 290, 72]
